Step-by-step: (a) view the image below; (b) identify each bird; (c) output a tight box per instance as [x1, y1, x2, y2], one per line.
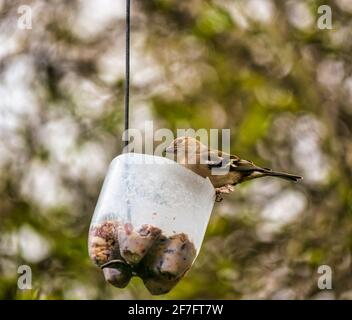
[165, 136, 302, 202]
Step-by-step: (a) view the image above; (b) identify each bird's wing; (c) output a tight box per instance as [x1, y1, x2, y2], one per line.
[205, 151, 241, 169]
[205, 148, 302, 182]
[229, 158, 267, 173]
[205, 146, 267, 172]
[206, 150, 267, 173]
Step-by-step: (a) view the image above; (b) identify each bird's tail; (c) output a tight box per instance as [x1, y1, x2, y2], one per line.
[261, 170, 302, 182]
[230, 162, 302, 182]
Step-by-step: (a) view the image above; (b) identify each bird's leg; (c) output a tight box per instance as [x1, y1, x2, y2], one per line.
[215, 184, 235, 202]
[217, 184, 235, 194]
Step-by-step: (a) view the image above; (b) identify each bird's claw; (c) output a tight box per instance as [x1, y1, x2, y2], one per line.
[215, 191, 223, 202]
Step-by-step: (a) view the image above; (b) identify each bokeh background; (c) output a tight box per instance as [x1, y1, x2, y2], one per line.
[1, 0, 352, 299]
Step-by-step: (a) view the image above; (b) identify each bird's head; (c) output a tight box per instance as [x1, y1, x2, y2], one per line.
[165, 136, 207, 156]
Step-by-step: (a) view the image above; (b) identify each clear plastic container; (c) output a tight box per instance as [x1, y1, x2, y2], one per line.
[88, 153, 215, 294]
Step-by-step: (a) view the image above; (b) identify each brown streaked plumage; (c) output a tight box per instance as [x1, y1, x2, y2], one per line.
[166, 137, 302, 201]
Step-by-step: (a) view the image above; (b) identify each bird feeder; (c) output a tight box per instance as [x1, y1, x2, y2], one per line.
[87, 0, 215, 295]
[88, 153, 215, 294]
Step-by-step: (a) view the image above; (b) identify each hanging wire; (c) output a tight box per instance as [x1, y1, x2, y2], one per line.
[124, 0, 131, 149]
[124, 0, 132, 222]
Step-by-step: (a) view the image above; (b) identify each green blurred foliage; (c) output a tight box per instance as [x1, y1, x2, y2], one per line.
[1, 0, 352, 299]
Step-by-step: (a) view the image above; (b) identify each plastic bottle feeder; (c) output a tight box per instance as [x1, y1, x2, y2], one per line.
[88, 153, 215, 295]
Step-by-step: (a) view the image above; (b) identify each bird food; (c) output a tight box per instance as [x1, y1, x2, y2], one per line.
[142, 272, 182, 295]
[139, 233, 196, 278]
[137, 233, 196, 295]
[102, 262, 132, 288]
[88, 220, 120, 266]
[118, 223, 162, 265]
[88, 219, 196, 295]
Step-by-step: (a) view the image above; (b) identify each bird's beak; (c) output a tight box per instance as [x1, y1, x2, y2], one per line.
[165, 146, 175, 153]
